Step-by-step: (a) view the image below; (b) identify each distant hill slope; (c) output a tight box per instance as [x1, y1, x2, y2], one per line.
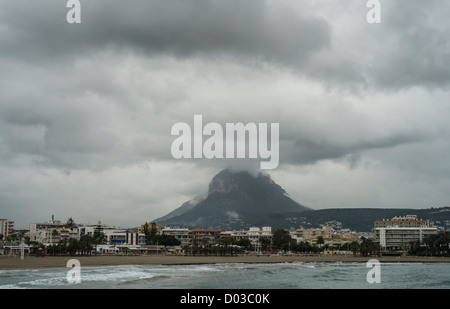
[285, 207, 450, 232]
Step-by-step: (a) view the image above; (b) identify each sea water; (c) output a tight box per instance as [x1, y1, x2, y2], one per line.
[0, 262, 449, 289]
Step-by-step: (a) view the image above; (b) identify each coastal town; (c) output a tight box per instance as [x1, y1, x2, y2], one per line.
[1, 214, 448, 259]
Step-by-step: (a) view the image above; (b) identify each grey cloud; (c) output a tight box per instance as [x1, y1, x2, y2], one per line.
[2, 0, 449, 92]
[0, 0, 331, 66]
[1, 1, 450, 228]
[279, 131, 427, 167]
[368, 0, 450, 90]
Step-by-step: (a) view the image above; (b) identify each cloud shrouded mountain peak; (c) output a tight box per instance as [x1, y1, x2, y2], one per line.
[154, 168, 310, 229]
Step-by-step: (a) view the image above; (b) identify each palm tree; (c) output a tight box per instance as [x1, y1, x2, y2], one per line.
[59, 239, 69, 256]
[202, 238, 211, 256]
[67, 238, 79, 256]
[143, 222, 151, 244]
[260, 237, 271, 252]
[350, 241, 360, 256]
[237, 238, 252, 251]
[79, 235, 94, 256]
[51, 229, 59, 244]
[317, 236, 325, 249]
[66, 217, 75, 228]
[272, 229, 292, 250]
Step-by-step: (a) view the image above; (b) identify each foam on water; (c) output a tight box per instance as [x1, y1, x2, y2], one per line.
[1, 262, 449, 289]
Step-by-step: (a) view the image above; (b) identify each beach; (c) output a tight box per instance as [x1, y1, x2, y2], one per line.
[2, 254, 450, 270]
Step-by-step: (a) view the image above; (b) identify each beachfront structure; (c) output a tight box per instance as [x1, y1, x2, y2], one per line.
[29, 220, 81, 244]
[230, 227, 272, 247]
[295, 226, 333, 240]
[374, 215, 438, 250]
[106, 232, 146, 246]
[81, 226, 146, 246]
[1, 243, 31, 255]
[0, 219, 15, 239]
[81, 224, 123, 237]
[161, 228, 190, 247]
[189, 228, 221, 246]
[304, 234, 360, 248]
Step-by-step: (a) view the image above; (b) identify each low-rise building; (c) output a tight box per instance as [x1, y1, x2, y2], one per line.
[105, 232, 146, 246]
[296, 226, 332, 239]
[80, 225, 122, 238]
[29, 219, 81, 244]
[292, 226, 333, 243]
[231, 226, 272, 247]
[304, 233, 360, 248]
[189, 228, 221, 246]
[161, 228, 190, 246]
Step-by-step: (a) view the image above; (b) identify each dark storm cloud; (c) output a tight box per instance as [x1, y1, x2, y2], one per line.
[1, 0, 450, 228]
[0, 0, 331, 66]
[280, 132, 429, 166]
[1, 0, 449, 91]
[368, 0, 450, 90]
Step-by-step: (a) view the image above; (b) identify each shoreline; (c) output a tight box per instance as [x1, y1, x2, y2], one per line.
[2, 254, 450, 270]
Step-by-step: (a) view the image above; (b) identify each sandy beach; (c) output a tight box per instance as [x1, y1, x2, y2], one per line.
[2, 254, 450, 270]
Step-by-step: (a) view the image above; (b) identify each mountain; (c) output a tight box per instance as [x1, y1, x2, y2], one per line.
[154, 169, 450, 232]
[153, 168, 311, 230]
[156, 200, 199, 223]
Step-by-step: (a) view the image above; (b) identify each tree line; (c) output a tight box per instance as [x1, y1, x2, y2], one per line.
[43, 226, 382, 257]
[46, 235, 96, 256]
[46, 222, 107, 256]
[143, 222, 181, 246]
[271, 229, 380, 256]
[408, 232, 450, 257]
[180, 229, 381, 257]
[17, 218, 402, 257]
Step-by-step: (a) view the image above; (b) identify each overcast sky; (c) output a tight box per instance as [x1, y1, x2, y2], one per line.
[1, 0, 450, 229]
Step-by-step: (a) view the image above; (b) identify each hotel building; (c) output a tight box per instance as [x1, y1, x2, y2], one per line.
[374, 215, 438, 250]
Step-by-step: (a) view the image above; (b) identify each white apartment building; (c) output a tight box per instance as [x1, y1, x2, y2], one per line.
[161, 228, 190, 246]
[231, 226, 272, 247]
[81, 225, 125, 238]
[374, 215, 438, 250]
[29, 220, 80, 244]
[81, 226, 146, 246]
